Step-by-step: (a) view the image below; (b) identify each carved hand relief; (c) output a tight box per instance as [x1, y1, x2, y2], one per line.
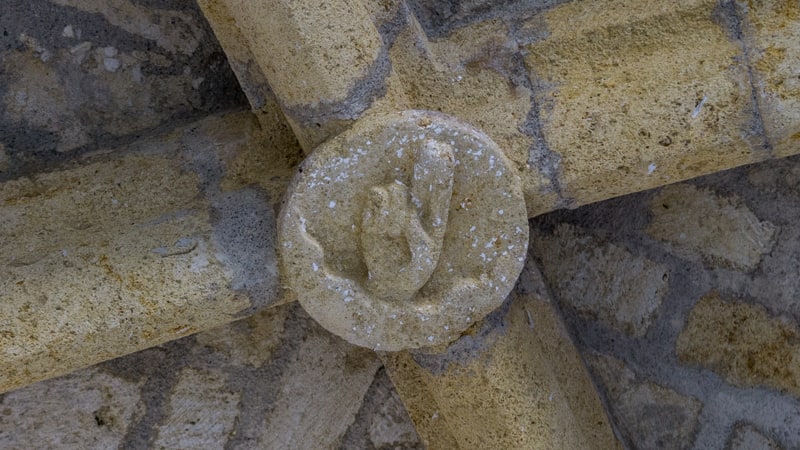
[279, 111, 528, 351]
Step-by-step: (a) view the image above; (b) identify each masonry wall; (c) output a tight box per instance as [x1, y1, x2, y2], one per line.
[531, 153, 800, 449]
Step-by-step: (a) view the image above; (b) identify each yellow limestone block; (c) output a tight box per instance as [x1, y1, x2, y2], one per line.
[525, 0, 760, 206]
[736, 0, 800, 157]
[382, 261, 622, 449]
[0, 112, 290, 393]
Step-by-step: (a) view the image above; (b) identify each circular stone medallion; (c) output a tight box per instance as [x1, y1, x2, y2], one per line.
[279, 110, 528, 351]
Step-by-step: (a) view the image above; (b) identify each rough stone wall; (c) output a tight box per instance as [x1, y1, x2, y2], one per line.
[2, 0, 800, 448]
[0, 0, 247, 179]
[530, 153, 800, 449]
[0, 303, 423, 449]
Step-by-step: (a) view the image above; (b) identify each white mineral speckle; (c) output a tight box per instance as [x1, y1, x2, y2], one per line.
[103, 58, 121, 72]
[132, 65, 143, 83]
[328, 200, 336, 209]
[498, 209, 504, 215]
[648, 163, 657, 174]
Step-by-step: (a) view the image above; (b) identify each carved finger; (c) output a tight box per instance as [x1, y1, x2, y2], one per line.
[411, 140, 455, 243]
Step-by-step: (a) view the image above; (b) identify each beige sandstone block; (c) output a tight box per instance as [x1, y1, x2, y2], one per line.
[586, 353, 702, 449]
[525, 0, 760, 206]
[153, 368, 240, 449]
[388, 17, 561, 215]
[0, 368, 143, 448]
[533, 223, 669, 337]
[677, 292, 800, 398]
[221, 0, 381, 108]
[382, 262, 622, 449]
[737, 0, 800, 157]
[256, 323, 381, 449]
[200, 0, 408, 152]
[0, 112, 293, 393]
[647, 184, 776, 270]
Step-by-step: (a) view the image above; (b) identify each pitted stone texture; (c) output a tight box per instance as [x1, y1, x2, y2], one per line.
[0, 368, 142, 449]
[0, 0, 245, 174]
[152, 368, 240, 449]
[736, 0, 800, 157]
[223, 0, 381, 108]
[279, 110, 528, 351]
[677, 292, 800, 398]
[647, 184, 777, 271]
[532, 223, 668, 337]
[383, 267, 622, 449]
[586, 353, 702, 450]
[727, 423, 784, 450]
[524, 0, 760, 206]
[0, 112, 284, 394]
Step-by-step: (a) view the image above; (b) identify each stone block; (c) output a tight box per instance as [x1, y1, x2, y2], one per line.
[586, 353, 702, 449]
[524, 0, 761, 206]
[0, 0, 245, 173]
[532, 223, 668, 337]
[677, 292, 800, 398]
[0, 368, 142, 448]
[382, 261, 621, 449]
[0, 112, 293, 393]
[736, 0, 800, 157]
[647, 184, 777, 271]
[152, 368, 240, 449]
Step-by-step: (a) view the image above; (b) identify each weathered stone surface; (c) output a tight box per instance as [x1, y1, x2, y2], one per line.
[0, 111, 292, 393]
[0, 302, 415, 448]
[222, 0, 381, 108]
[647, 184, 777, 271]
[524, 0, 761, 206]
[586, 353, 702, 450]
[204, 0, 391, 152]
[279, 110, 528, 350]
[0, 368, 142, 449]
[152, 368, 240, 449]
[746, 226, 800, 320]
[194, 306, 288, 369]
[727, 423, 784, 450]
[0, 0, 245, 175]
[202, 0, 800, 217]
[533, 223, 668, 337]
[383, 261, 622, 449]
[0, 144, 8, 173]
[340, 368, 423, 449]
[407, 0, 571, 35]
[736, 0, 800, 157]
[531, 154, 800, 450]
[386, 16, 559, 214]
[253, 313, 382, 449]
[677, 292, 800, 398]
